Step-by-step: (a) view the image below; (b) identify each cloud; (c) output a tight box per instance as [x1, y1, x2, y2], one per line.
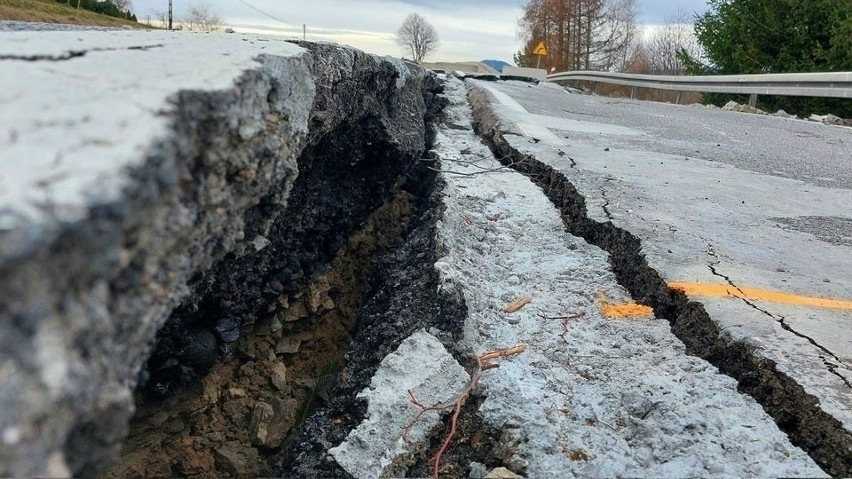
[133, 0, 522, 61]
[131, 0, 707, 62]
[638, 0, 709, 23]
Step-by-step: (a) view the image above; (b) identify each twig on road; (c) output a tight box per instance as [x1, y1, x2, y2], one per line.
[403, 344, 527, 479]
[538, 312, 585, 347]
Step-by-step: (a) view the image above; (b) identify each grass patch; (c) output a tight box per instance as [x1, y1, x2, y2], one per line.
[0, 0, 150, 28]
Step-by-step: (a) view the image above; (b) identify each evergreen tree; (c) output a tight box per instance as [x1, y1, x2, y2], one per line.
[687, 0, 852, 117]
[514, 50, 530, 68]
[56, 0, 139, 22]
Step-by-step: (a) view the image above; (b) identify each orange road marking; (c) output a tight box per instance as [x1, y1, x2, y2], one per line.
[597, 292, 654, 319]
[668, 282, 852, 311]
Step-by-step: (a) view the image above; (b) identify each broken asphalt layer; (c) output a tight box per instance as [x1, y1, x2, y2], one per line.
[1, 30, 311, 477]
[0, 29, 441, 476]
[0, 27, 842, 478]
[321, 78, 825, 478]
[467, 78, 852, 475]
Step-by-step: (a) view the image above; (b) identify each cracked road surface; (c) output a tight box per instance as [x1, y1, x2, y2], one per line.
[334, 77, 825, 478]
[0, 30, 306, 227]
[470, 79, 852, 470]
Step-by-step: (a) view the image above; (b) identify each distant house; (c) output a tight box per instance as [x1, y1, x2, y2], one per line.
[481, 60, 510, 73]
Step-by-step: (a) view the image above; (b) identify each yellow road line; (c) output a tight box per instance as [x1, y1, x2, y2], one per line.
[669, 282, 852, 311]
[597, 292, 654, 319]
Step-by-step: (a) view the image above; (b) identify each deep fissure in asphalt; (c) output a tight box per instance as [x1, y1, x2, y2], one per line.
[101, 69, 454, 477]
[276, 171, 473, 478]
[107, 186, 421, 477]
[93, 73, 850, 477]
[467, 83, 852, 477]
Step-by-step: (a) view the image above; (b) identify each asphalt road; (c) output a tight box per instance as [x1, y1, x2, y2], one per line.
[473, 79, 852, 436]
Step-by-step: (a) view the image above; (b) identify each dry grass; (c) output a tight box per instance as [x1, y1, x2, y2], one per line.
[566, 80, 702, 105]
[0, 0, 149, 28]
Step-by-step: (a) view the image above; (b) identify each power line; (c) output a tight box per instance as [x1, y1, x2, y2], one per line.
[237, 0, 289, 25]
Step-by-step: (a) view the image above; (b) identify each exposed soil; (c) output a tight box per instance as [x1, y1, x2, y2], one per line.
[276, 171, 470, 477]
[105, 188, 417, 478]
[139, 117, 423, 399]
[100, 62, 452, 478]
[467, 83, 852, 477]
[404, 394, 516, 479]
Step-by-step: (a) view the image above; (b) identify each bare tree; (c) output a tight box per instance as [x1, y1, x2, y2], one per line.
[397, 13, 440, 62]
[149, 9, 168, 29]
[183, 2, 223, 32]
[518, 0, 639, 72]
[604, 0, 640, 71]
[112, 0, 132, 11]
[110, 0, 133, 19]
[638, 10, 703, 75]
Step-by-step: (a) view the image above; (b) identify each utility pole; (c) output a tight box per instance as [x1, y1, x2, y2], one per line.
[303, 24, 306, 41]
[168, 0, 173, 30]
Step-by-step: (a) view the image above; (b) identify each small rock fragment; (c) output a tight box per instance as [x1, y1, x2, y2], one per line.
[250, 401, 275, 446]
[270, 362, 288, 390]
[252, 235, 271, 251]
[485, 467, 524, 478]
[308, 277, 335, 312]
[43, 451, 71, 478]
[227, 388, 247, 398]
[772, 109, 796, 119]
[739, 105, 767, 115]
[213, 441, 263, 475]
[723, 100, 741, 111]
[810, 113, 844, 125]
[173, 437, 215, 475]
[275, 336, 302, 354]
[267, 398, 298, 445]
[470, 461, 489, 478]
[282, 300, 309, 322]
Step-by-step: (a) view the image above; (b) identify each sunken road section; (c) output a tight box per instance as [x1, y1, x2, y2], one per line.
[467, 82, 852, 477]
[0, 31, 444, 477]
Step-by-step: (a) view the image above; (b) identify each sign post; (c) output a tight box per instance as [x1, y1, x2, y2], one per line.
[533, 41, 548, 69]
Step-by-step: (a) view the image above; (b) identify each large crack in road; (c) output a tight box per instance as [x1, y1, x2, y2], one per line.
[282, 77, 827, 478]
[467, 80, 852, 477]
[133, 74, 836, 479]
[0, 44, 164, 62]
[705, 252, 852, 390]
[98, 46, 449, 477]
[3, 30, 847, 477]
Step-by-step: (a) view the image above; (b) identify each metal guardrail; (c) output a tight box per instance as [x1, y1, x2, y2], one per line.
[547, 70, 852, 106]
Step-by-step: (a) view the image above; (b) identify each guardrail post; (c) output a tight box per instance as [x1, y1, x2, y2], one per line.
[676, 91, 683, 105]
[595, 83, 600, 95]
[748, 94, 758, 108]
[630, 86, 637, 99]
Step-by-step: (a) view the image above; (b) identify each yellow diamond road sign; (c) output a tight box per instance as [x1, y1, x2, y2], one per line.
[533, 41, 548, 56]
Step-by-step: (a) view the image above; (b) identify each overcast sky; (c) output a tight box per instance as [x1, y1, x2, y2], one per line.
[132, 0, 709, 62]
